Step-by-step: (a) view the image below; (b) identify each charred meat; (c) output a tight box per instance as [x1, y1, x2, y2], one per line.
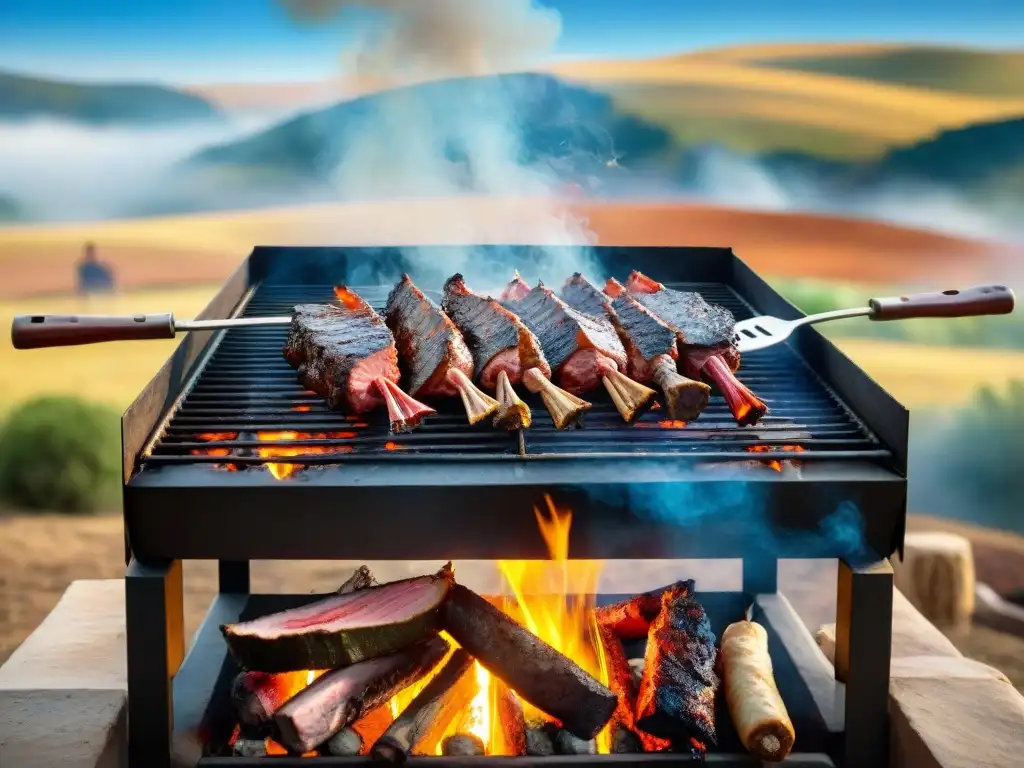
[385, 274, 499, 425]
[564, 273, 709, 421]
[443, 274, 589, 429]
[624, 271, 768, 426]
[283, 287, 435, 432]
[636, 580, 719, 747]
[506, 281, 656, 422]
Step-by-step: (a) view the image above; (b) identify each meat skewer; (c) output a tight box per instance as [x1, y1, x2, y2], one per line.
[385, 274, 499, 426]
[636, 580, 719, 747]
[503, 280, 657, 423]
[564, 273, 710, 421]
[284, 287, 437, 432]
[440, 582, 618, 740]
[720, 621, 795, 762]
[623, 271, 768, 426]
[442, 274, 590, 430]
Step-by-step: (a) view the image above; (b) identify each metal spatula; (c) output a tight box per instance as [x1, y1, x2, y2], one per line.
[733, 284, 1014, 353]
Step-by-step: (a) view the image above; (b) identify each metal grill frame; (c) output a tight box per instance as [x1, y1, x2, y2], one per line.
[121, 246, 904, 768]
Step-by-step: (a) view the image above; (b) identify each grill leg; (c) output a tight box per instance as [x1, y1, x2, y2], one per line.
[835, 555, 893, 768]
[126, 558, 185, 768]
[219, 560, 250, 593]
[742, 552, 778, 595]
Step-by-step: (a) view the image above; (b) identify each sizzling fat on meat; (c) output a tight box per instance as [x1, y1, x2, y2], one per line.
[385, 274, 499, 425]
[283, 289, 435, 431]
[624, 271, 768, 427]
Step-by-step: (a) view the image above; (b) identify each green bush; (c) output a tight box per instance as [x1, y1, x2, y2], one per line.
[0, 396, 120, 513]
[909, 381, 1024, 533]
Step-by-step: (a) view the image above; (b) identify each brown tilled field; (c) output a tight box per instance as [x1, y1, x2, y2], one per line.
[1, 199, 1018, 298]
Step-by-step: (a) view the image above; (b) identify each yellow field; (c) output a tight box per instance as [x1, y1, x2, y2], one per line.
[0, 285, 220, 412]
[549, 49, 1024, 157]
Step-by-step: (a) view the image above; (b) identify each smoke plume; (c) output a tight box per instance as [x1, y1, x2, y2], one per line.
[276, 0, 603, 288]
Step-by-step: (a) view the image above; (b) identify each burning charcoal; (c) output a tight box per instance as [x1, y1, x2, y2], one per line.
[440, 583, 617, 740]
[272, 636, 450, 754]
[222, 564, 453, 673]
[506, 282, 656, 423]
[441, 733, 485, 756]
[337, 565, 377, 594]
[494, 680, 527, 756]
[554, 729, 596, 755]
[283, 290, 436, 432]
[323, 727, 364, 756]
[636, 582, 719, 747]
[525, 727, 556, 757]
[598, 625, 670, 754]
[371, 649, 476, 765]
[232, 738, 267, 757]
[385, 274, 500, 426]
[596, 581, 693, 640]
[350, 704, 395, 754]
[231, 670, 300, 727]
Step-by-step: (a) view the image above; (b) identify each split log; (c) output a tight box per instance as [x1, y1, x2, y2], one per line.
[636, 583, 719, 746]
[494, 680, 527, 756]
[442, 734, 485, 756]
[595, 580, 694, 640]
[223, 564, 453, 672]
[598, 625, 669, 753]
[272, 636, 450, 754]
[893, 532, 975, 630]
[440, 583, 617, 740]
[720, 621, 795, 762]
[371, 649, 476, 764]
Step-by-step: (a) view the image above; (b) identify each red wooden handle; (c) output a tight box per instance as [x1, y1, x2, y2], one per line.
[11, 313, 175, 349]
[869, 284, 1014, 321]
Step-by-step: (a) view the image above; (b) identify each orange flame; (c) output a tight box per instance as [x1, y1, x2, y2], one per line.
[658, 420, 687, 428]
[333, 286, 364, 310]
[384, 441, 406, 452]
[746, 444, 806, 471]
[293, 404, 312, 412]
[191, 432, 240, 471]
[256, 431, 357, 480]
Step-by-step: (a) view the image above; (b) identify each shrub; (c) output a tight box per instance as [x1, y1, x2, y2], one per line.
[909, 381, 1024, 533]
[0, 396, 120, 514]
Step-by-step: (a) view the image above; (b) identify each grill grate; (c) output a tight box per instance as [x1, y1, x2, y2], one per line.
[143, 282, 888, 470]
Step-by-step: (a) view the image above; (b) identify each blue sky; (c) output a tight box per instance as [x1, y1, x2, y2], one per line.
[1, 0, 1022, 84]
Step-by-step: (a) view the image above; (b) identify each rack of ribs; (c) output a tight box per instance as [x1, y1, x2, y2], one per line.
[622, 272, 768, 427]
[442, 274, 590, 430]
[564, 273, 711, 421]
[283, 287, 436, 432]
[503, 278, 657, 423]
[385, 274, 500, 426]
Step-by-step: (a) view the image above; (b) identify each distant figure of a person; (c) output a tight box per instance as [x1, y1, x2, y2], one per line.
[76, 242, 115, 295]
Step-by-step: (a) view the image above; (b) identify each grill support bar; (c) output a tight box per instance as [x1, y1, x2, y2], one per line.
[126, 558, 185, 768]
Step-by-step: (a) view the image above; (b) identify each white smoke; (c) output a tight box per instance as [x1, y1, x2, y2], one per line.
[277, 0, 605, 287]
[0, 114, 281, 222]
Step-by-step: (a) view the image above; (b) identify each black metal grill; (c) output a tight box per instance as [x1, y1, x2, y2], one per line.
[142, 282, 888, 469]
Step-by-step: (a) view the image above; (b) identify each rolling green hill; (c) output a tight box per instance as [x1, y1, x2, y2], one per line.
[0, 70, 222, 125]
[757, 46, 1024, 99]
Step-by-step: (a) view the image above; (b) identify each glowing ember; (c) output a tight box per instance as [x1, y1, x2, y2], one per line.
[293, 404, 312, 412]
[191, 432, 240, 471]
[747, 444, 806, 471]
[384, 441, 406, 452]
[650, 401, 662, 410]
[256, 431, 358, 480]
[334, 286, 363, 310]
[658, 420, 687, 428]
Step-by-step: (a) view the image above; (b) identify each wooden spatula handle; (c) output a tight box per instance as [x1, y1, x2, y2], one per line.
[11, 313, 175, 349]
[869, 285, 1014, 321]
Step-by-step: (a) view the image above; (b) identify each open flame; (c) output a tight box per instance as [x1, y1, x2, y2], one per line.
[747, 444, 806, 471]
[256, 431, 357, 480]
[334, 286, 364, 310]
[191, 432, 241, 471]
